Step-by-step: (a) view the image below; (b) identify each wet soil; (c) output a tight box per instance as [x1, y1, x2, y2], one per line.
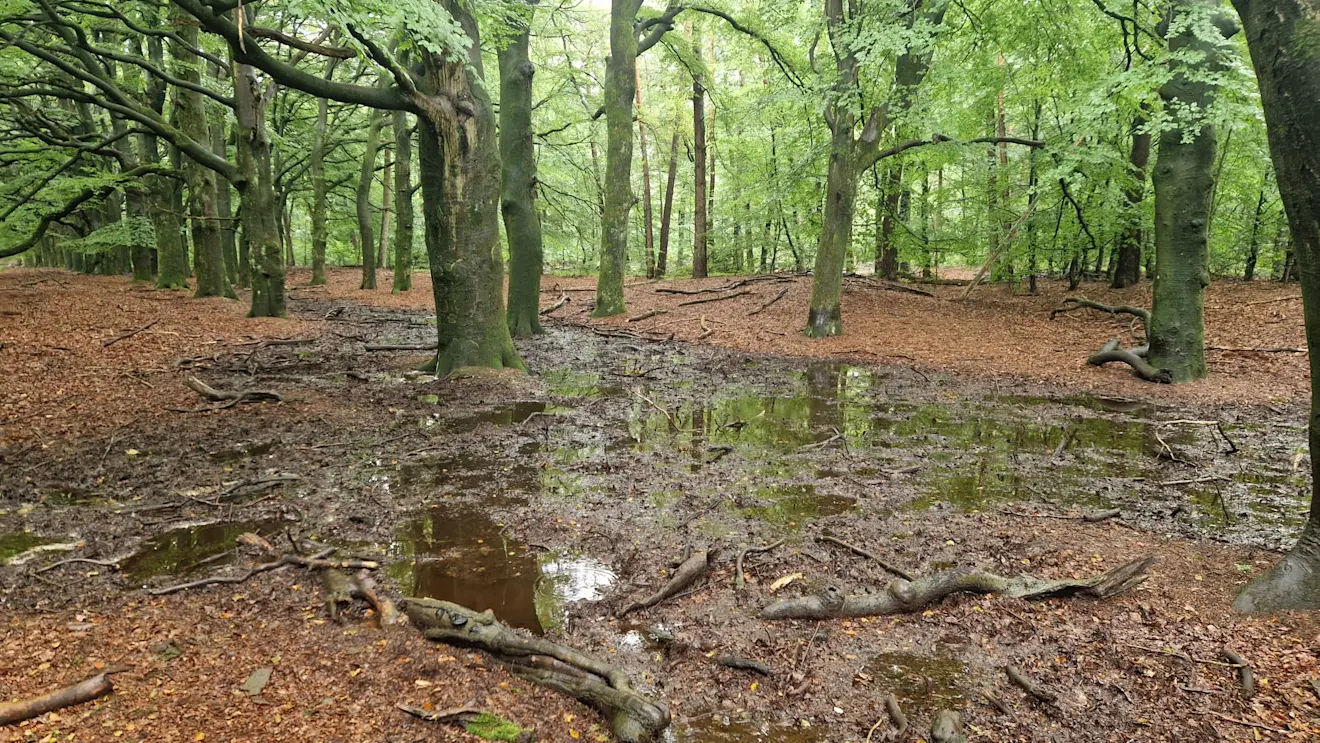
[3, 272, 1320, 741]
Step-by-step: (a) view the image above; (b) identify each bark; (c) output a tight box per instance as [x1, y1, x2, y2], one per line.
[1112, 111, 1151, 288]
[171, 9, 232, 299]
[379, 150, 392, 269]
[636, 65, 656, 278]
[1148, 0, 1237, 382]
[807, 134, 858, 337]
[234, 64, 285, 318]
[415, 0, 524, 374]
[392, 110, 414, 293]
[500, 9, 546, 337]
[657, 131, 679, 278]
[0, 674, 113, 725]
[358, 108, 384, 290]
[1230, 0, 1320, 613]
[1244, 170, 1271, 280]
[153, 142, 190, 290]
[761, 556, 1153, 619]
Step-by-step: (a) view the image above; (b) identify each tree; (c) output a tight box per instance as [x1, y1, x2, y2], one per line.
[392, 109, 414, 293]
[1230, 0, 1320, 612]
[1147, 0, 1239, 382]
[692, 24, 709, 279]
[357, 107, 383, 290]
[501, 2, 546, 337]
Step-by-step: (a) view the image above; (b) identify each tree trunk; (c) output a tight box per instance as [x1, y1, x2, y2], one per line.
[875, 163, 903, 280]
[310, 91, 330, 286]
[595, 0, 644, 316]
[500, 7, 546, 337]
[234, 66, 285, 318]
[171, 9, 232, 299]
[657, 131, 679, 279]
[635, 64, 656, 279]
[1230, 0, 1320, 613]
[211, 120, 238, 286]
[691, 27, 708, 280]
[415, 0, 524, 374]
[807, 131, 859, 338]
[358, 109, 384, 290]
[379, 150, 392, 269]
[1112, 111, 1151, 288]
[392, 110, 414, 293]
[1244, 169, 1271, 280]
[1148, 0, 1237, 383]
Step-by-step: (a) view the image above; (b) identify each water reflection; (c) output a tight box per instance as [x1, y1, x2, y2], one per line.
[390, 502, 614, 633]
[121, 519, 286, 580]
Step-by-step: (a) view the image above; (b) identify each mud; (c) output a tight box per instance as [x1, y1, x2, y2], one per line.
[1, 294, 1313, 741]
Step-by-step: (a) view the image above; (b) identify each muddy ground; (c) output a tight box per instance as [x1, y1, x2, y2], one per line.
[3, 269, 1320, 742]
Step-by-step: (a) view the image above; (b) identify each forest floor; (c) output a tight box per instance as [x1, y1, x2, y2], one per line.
[2, 267, 1318, 743]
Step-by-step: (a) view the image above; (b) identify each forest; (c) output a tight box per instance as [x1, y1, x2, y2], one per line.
[2, 0, 1320, 740]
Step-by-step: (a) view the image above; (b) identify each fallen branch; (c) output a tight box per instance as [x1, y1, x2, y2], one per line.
[365, 341, 438, 351]
[761, 556, 1154, 620]
[1206, 345, 1305, 353]
[1006, 666, 1057, 703]
[1222, 649, 1254, 697]
[395, 702, 482, 724]
[322, 568, 399, 625]
[540, 293, 570, 315]
[735, 539, 784, 589]
[405, 599, 669, 743]
[1242, 295, 1301, 306]
[844, 274, 937, 298]
[1083, 508, 1122, 523]
[34, 556, 122, 574]
[148, 547, 335, 595]
[713, 656, 772, 676]
[676, 290, 752, 307]
[1088, 339, 1172, 383]
[1160, 475, 1228, 487]
[1051, 297, 1151, 330]
[0, 673, 113, 725]
[172, 376, 284, 412]
[627, 308, 667, 322]
[618, 549, 711, 617]
[103, 320, 159, 347]
[748, 286, 790, 316]
[1197, 710, 1290, 734]
[817, 535, 915, 581]
[697, 315, 713, 340]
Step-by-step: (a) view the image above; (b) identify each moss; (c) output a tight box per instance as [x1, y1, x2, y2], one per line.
[1292, 13, 1320, 59]
[463, 712, 527, 742]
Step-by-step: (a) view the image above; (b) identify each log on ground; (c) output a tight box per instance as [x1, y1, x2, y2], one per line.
[0, 673, 113, 725]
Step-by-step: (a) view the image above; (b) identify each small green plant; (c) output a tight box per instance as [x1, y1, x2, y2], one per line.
[464, 712, 526, 742]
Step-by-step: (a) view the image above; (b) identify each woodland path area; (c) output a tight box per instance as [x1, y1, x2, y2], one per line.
[2, 267, 1320, 743]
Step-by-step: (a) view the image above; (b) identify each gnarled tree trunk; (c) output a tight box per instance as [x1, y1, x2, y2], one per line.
[234, 65, 285, 318]
[358, 109, 384, 290]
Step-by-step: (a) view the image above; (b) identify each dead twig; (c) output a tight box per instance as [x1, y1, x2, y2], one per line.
[540, 293, 570, 315]
[103, 319, 159, 347]
[148, 547, 335, 595]
[395, 702, 482, 724]
[1006, 666, 1056, 703]
[1196, 710, 1289, 734]
[734, 539, 785, 589]
[817, 534, 915, 581]
[627, 308, 667, 322]
[34, 557, 122, 574]
[748, 286, 790, 316]
[677, 289, 752, 307]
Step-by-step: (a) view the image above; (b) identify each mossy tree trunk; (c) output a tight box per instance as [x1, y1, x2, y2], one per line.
[692, 25, 708, 280]
[499, 5, 545, 336]
[657, 131, 679, 279]
[1230, 0, 1320, 613]
[171, 9, 233, 299]
[1147, 0, 1237, 382]
[392, 110, 414, 293]
[415, 0, 524, 374]
[358, 109, 384, 290]
[234, 64, 286, 318]
[211, 119, 239, 286]
[309, 83, 331, 286]
[595, 0, 644, 317]
[154, 144, 191, 290]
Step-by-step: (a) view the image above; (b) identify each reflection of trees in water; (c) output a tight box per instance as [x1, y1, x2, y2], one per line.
[396, 504, 614, 634]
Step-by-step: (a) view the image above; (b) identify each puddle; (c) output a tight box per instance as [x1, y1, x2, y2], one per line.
[0, 532, 61, 564]
[390, 502, 614, 633]
[864, 651, 965, 713]
[741, 484, 855, 527]
[452, 402, 553, 427]
[996, 393, 1157, 416]
[678, 720, 825, 743]
[121, 520, 286, 581]
[543, 368, 624, 398]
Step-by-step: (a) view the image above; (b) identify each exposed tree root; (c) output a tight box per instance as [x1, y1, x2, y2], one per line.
[395, 702, 482, 724]
[148, 546, 340, 595]
[1006, 665, 1057, 703]
[1051, 296, 1151, 329]
[1222, 649, 1254, 697]
[1088, 339, 1172, 383]
[735, 539, 784, 589]
[405, 599, 670, 743]
[760, 556, 1154, 619]
[321, 568, 399, 625]
[628, 308, 667, 322]
[0, 672, 113, 725]
[619, 549, 711, 617]
[170, 376, 284, 412]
